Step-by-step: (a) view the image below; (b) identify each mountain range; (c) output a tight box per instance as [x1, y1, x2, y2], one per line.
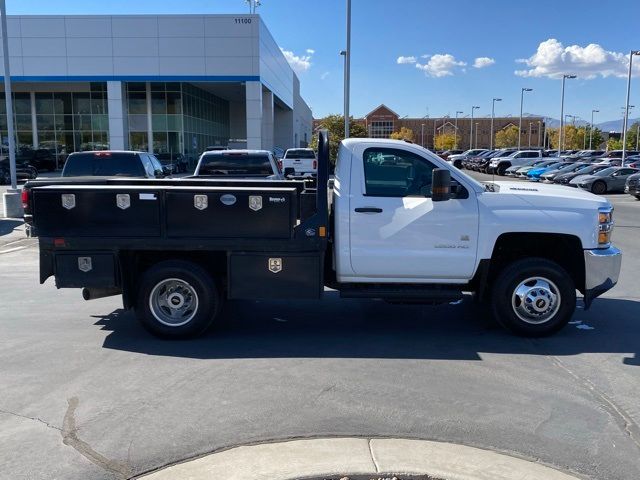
[529, 114, 640, 132]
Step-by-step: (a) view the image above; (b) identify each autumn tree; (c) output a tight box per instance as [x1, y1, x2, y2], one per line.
[434, 133, 456, 150]
[390, 126, 415, 142]
[494, 125, 519, 148]
[309, 114, 367, 163]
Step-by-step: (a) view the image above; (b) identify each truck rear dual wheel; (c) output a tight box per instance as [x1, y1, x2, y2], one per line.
[136, 260, 220, 338]
[491, 258, 576, 337]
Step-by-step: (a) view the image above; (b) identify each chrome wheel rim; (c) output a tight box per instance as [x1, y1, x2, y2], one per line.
[511, 276, 561, 325]
[149, 278, 199, 327]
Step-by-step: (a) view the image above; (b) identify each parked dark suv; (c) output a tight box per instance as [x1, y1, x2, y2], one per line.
[0, 157, 38, 184]
[62, 151, 169, 178]
[155, 152, 188, 173]
[17, 148, 57, 172]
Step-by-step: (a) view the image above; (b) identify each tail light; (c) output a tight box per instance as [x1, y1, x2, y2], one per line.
[21, 188, 29, 210]
[312, 160, 317, 170]
[277, 159, 283, 170]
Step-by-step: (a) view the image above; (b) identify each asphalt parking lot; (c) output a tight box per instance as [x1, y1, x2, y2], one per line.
[1, 174, 639, 480]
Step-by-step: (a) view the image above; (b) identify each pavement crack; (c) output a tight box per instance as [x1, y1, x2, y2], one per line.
[368, 438, 381, 473]
[61, 397, 132, 479]
[0, 408, 62, 432]
[546, 355, 640, 451]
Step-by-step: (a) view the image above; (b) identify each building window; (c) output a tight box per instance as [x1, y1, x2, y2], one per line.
[369, 120, 394, 138]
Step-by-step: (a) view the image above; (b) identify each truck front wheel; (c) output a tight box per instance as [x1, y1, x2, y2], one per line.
[491, 258, 576, 337]
[136, 260, 220, 338]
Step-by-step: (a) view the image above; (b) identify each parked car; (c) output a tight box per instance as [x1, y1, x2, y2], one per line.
[438, 149, 464, 160]
[504, 159, 547, 177]
[0, 157, 38, 184]
[626, 155, 640, 168]
[567, 150, 605, 160]
[155, 153, 188, 173]
[595, 150, 640, 166]
[447, 149, 488, 168]
[625, 172, 640, 199]
[555, 164, 610, 185]
[526, 162, 573, 181]
[193, 150, 283, 179]
[461, 150, 496, 171]
[572, 166, 639, 194]
[514, 160, 558, 178]
[17, 148, 57, 172]
[282, 148, 317, 176]
[487, 150, 546, 176]
[540, 162, 589, 183]
[62, 151, 169, 178]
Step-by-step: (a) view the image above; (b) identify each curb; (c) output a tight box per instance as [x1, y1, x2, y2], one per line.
[139, 437, 581, 480]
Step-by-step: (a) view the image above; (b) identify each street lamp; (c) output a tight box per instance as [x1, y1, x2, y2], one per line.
[518, 88, 532, 150]
[558, 74, 577, 154]
[490, 98, 502, 150]
[622, 50, 640, 164]
[339, 0, 352, 138]
[454, 111, 463, 149]
[590, 109, 599, 149]
[470, 106, 480, 149]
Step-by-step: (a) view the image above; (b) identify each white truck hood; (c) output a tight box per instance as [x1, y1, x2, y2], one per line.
[486, 181, 609, 207]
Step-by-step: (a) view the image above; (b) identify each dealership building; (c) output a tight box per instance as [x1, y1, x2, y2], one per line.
[0, 14, 313, 163]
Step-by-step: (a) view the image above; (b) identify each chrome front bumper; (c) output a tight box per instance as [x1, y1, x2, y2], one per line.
[583, 246, 622, 308]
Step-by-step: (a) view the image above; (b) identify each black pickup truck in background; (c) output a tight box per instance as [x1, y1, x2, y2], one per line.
[61, 151, 170, 178]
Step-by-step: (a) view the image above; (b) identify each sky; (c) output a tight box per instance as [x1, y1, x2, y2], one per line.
[7, 0, 640, 124]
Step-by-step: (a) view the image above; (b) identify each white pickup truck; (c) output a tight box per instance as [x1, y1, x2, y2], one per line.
[25, 131, 621, 338]
[487, 150, 546, 175]
[282, 148, 317, 176]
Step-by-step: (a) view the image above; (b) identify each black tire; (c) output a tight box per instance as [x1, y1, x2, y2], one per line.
[491, 258, 576, 337]
[135, 260, 220, 338]
[591, 180, 607, 195]
[496, 163, 508, 176]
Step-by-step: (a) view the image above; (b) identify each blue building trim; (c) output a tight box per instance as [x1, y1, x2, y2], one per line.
[9, 75, 261, 83]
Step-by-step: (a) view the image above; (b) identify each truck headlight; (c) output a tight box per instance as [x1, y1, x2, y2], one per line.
[598, 206, 613, 247]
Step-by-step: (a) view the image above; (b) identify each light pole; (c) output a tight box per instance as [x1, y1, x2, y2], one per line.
[246, 0, 262, 14]
[1, 0, 20, 218]
[421, 123, 425, 147]
[590, 109, 599, 149]
[340, 0, 351, 138]
[490, 98, 502, 150]
[558, 74, 576, 154]
[454, 110, 463, 149]
[518, 88, 532, 150]
[622, 50, 640, 165]
[470, 106, 479, 149]
[475, 122, 479, 148]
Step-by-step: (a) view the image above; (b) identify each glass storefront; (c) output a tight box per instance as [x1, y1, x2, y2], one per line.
[0, 83, 109, 163]
[127, 82, 229, 158]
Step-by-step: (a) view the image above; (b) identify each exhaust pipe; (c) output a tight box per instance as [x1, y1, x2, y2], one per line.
[82, 287, 121, 301]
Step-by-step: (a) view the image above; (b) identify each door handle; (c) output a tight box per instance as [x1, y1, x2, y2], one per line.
[354, 207, 383, 213]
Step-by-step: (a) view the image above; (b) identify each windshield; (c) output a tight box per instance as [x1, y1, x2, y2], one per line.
[284, 149, 316, 159]
[593, 167, 617, 176]
[62, 152, 144, 177]
[197, 153, 273, 175]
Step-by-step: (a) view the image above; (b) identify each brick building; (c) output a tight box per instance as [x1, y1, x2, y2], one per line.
[314, 104, 546, 150]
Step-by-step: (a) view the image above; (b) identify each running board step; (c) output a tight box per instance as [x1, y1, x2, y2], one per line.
[338, 285, 463, 302]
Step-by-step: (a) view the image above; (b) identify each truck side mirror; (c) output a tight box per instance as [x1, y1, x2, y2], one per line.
[431, 168, 451, 202]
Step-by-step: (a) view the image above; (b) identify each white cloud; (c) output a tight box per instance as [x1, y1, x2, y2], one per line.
[306, 49, 315, 54]
[280, 47, 313, 74]
[473, 57, 495, 68]
[320, 71, 330, 80]
[397, 55, 417, 64]
[515, 38, 640, 79]
[415, 54, 466, 77]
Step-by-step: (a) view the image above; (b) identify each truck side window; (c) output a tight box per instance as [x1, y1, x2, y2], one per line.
[140, 154, 155, 177]
[363, 147, 436, 197]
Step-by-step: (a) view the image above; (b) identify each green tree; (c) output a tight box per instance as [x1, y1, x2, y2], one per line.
[390, 126, 415, 142]
[494, 125, 519, 148]
[625, 122, 640, 150]
[583, 126, 604, 149]
[607, 138, 623, 150]
[309, 114, 367, 163]
[434, 133, 456, 150]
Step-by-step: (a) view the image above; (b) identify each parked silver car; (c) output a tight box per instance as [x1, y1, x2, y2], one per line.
[572, 166, 639, 194]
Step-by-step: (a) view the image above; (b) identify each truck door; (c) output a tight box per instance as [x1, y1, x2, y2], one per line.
[348, 144, 479, 280]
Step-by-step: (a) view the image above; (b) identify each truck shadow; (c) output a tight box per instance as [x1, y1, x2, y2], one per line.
[0, 219, 23, 236]
[95, 294, 640, 365]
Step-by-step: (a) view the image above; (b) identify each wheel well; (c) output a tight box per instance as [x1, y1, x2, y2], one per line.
[118, 250, 227, 309]
[486, 233, 585, 293]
